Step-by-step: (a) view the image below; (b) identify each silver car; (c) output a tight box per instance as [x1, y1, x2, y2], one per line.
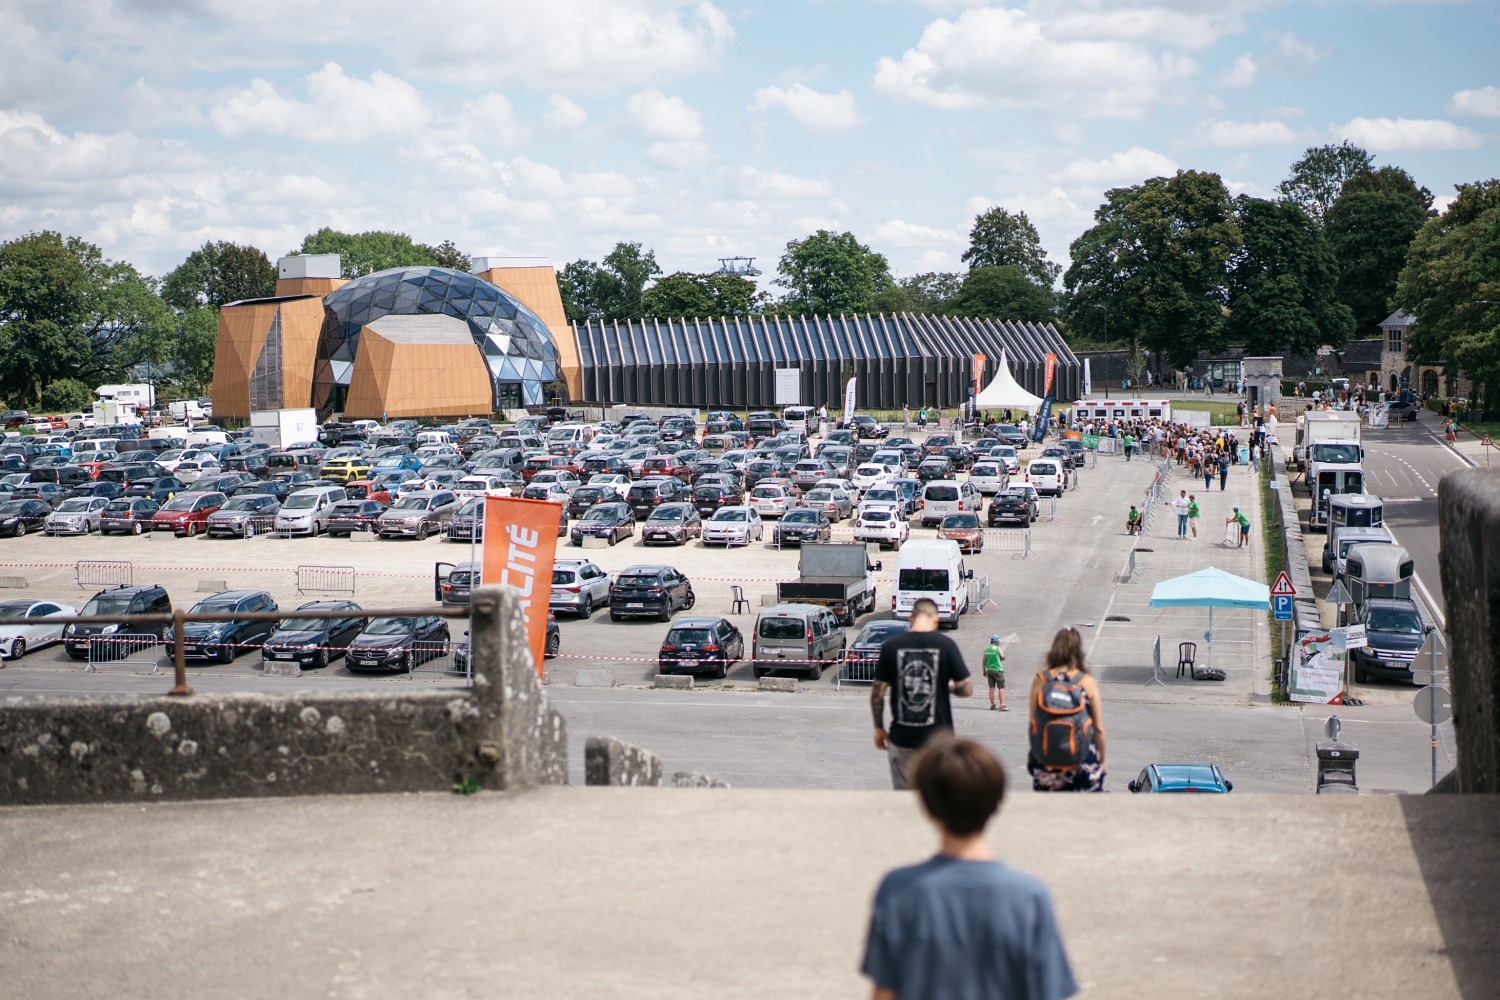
[549, 559, 611, 617]
[43, 496, 109, 535]
[377, 490, 461, 540]
[802, 487, 854, 521]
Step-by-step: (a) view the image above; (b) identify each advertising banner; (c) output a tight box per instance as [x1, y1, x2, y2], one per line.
[482, 496, 562, 677]
[1290, 632, 1344, 704]
[1032, 395, 1054, 443]
[842, 377, 857, 426]
[1043, 352, 1057, 396]
[1082, 357, 1092, 399]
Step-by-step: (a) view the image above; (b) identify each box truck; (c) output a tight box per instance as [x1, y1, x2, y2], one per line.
[249, 408, 318, 451]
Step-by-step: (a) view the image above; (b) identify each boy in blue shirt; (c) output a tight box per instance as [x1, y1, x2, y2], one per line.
[861, 738, 1078, 1000]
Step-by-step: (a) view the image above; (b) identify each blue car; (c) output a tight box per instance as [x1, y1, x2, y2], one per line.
[1127, 764, 1233, 793]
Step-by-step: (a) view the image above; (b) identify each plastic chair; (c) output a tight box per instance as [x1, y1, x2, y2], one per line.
[730, 585, 750, 616]
[1176, 642, 1197, 679]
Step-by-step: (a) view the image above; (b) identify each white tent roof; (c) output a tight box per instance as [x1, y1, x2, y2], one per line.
[974, 352, 1045, 410]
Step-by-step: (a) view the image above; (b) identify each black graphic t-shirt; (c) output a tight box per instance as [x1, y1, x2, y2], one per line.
[875, 629, 970, 749]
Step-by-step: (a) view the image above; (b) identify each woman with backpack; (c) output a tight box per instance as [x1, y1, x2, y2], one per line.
[1027, 628, 1107, 792]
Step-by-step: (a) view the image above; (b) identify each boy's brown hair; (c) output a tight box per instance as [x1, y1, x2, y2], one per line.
[910, 737, 1007, 837]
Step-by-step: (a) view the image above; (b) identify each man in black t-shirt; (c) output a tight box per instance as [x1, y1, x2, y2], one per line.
[872, 598, 973, 789]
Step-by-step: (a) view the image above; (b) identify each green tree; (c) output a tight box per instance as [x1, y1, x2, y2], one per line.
[944, 266, 1055, 323]
[423, 239, 470, 271]
[160, 241, 276, 310]
[171, 306, 221, 393]
[40, 377, 94, 413]
[1064, 170, 1241, 369]
[1394, 179, 1500, 404]
[868, 272, 962, 314]
[961, 207, 1060, 286]
[1225, 197, 1353, 356]
[1277, 141, 1375, 223]
[295, 228, 443, 278]
[1325, 166, 1434, 337]
[557, 242, 663, 323]
[775, 230, 893, 314]
[641, 271, 767, 318]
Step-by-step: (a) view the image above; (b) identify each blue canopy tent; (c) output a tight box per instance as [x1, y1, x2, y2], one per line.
[1149, 567, 1270, 672]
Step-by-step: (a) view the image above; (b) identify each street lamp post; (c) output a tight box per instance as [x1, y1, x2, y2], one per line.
[1092, 304, 1110, 399]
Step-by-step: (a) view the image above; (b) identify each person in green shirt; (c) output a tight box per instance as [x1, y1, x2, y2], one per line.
[1123, 433, 1135, 461]
[983, 635, 1007, 711]
[1187, 495, 1200, 539]
[1227, 506, 1251, 548]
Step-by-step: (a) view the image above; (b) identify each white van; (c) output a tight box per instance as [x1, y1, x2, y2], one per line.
[185, 430, 229, 449]
[545, 425, 592, 454]
[415, 430, 455, 448]
[1025, 458, 1064, 497]
[273, 484, 347, 536]
[918, 480, 983, 527]
[892, 538, 971, 628]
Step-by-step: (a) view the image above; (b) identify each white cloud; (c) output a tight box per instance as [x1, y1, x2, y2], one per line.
[1040, 2, 1254, 50]
[1217, 54, 1257, 89]
[739, 167, 832, 199]
[545, 95, 589, 131]
[1450, 86, 1500, 118]
[1050, 146, 1178, 186]
[1198, 119, 1306, 147]
[458, 92, 531, 147]
[752, 83, 864, 131]
[873, 219, 964, 246]
[210, 63, 430, 143]
[645, 140, 714, 169]
[624, 89, 704, 141]
[872, 6, 1197, 118]
[1333, 116, 1483, 152]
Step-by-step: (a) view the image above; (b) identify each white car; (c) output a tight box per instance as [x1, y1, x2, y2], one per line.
[991, 446, 1022, 475]
[852, 506, 909, 550]
[749, 483, 794, 518]
[850, 464, 895, 492]
[918, 480, 984, 527]
[968, 461, 1009, 495]
[0, 599, 78, 659]
[529, 470, 581, 494]
[453, 475, 514, 500]
[44, 496, 110, 535]
[817, 477, 860, 497]
[588, 473, 631, 490]
[175, 458, 220, 484]
[701, 505, 764, 547]
[860, 486, 910, 518]
[65, 413, 97, 430]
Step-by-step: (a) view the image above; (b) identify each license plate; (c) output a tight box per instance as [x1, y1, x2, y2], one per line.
[270, 652, 293, 659]
[627, 603, 644, 609]
[679, 659, 698, 668]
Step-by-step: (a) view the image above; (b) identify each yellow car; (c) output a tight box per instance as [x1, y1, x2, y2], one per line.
[318, 457, 372, 483]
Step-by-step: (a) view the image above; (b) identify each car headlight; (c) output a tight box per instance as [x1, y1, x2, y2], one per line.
[102, 624, 120, 635]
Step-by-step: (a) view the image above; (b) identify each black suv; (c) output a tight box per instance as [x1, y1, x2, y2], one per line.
[261, 600, 366, 669]
[609, 565, 695, 622]
[626, 478, 688, 519]
[172, 590, 279, 663]
[988, 489, 1037, 526]
[658, 616, 744, 678]
[63, 584, 173, 658]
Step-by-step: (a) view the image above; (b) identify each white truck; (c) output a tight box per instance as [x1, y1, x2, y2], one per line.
[1291, 410, 1360, 470]
[95, 383, 156, 408]
[249, 408, 319, 451]
[91, 400, 143, 427]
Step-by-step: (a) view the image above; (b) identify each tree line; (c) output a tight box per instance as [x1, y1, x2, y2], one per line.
[0, 142, 1494, 410]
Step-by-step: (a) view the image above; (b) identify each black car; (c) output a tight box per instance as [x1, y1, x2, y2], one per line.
[231, 479, 292, 501]
[609, 565, 695, 622]
[0, 498, 52, 536]
[939, 445, 973, 471]
[691, 484, 740, 517]
[849, 415, 888, 439]
[221, 454, 270, 477]
[988, 489, 1038, 526]
[326, 499, 386, 537]
[773, 508, 832, 546]
[743, 460, 782, 489]
[659, 616, 744, 678]
[570, 502, 635, 546]
[124, 477, 187, 503]
[566, 485, 624, 520]
[67, 480, 124, 501]
[640, 503, 702, 546]
[916, 457, 955, 483]
[196, 472, 252, 495]
[170, 590, 279, 663]
[12, 483, 68, 508]
[95, 462, 163, 487]
[994, 425, 1029, 448]
[99, 497, 160, 535]
[626, 478, 688, 519]
[345, 615, 450, 673]
[846, 619, 911, 676]
[63, 583, 173, 657]
[261, 600, 366, 669]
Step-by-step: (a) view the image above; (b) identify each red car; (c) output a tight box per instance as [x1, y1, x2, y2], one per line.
[521, 455, 577, 482]
[937, 512, 985, 554]
[640, 455, 691, 482]
[149, 490, 226, 536]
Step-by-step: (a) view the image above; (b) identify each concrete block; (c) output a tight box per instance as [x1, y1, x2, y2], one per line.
[757, 677, 800, 693]
[760, 593, 778, 607]
[347, 531, 375, 543]
[581, 536, 610, 549]
[573, 668, 613, 688]
[197, 579, 228, 592]
[1438, 469, 1500, 793]
[0, 576, 28, 589]
[671, 770, 730, 788]
[584, 735, 662, 786]
[260, 658, 302, 678]
[652, 674, 693, 690]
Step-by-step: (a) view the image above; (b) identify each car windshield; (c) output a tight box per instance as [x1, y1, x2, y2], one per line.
[805, 491, 831, 502]
[647, 507, 685, 522]
[862, 510, 892, 523]
[583, 507, 617, 521]
[551, 569, 577, 585]
[616, 574, 660, 587]
[858, 622, 909, 645]
[758, 617, 805, 639]
[973, 465, 1000, 476]
[192, 597, 241, 613]
[281, 492, 320, 510]
[390, 496, 430, 510]
[1368, 607, 1424, 634]
[277, 616, 337, 632]
[82, 594, 135, 615]
[330, 503, 364, 515]
[784, 510, 819, 523]
[668, 628, 713, 644]
[364, 617, 415, 635]
[925, 486, 958, 501]
[103, 501, 134, 513]
[1311, 443, 1362, 465]
[159, 495, 197, 511]
[159, 450, 185, 461]
[865, 489, 898, 502]
[712, 509, 746, 521]
[55, 499, 92, 512]
[942, 514, 980, 528]
[899, 568, 951, 591]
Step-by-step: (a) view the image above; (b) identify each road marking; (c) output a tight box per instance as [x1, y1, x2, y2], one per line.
[1381, 521, 1447, 637]
[1393, 456, 1439, 497]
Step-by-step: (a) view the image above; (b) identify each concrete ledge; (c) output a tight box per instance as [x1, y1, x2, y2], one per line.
[760, 593, 778, 606]
[1439, 468, 1500, 793]
[757, 677, 800, 693]
[259, 659, 302, 678]
[196, 579, 227, 592]
[346, 531, 375, 543]
[652, 674, 693, 690]
[0, 576, 27, 589]
[573, 668, 614, 688]
[671, 771, 729, 788]
[584, 735, 662, 786]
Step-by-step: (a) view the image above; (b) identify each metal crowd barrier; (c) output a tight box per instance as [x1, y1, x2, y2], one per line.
[296, 564, 357, 595]
[76, 559, 132, 589]
[835, 652, 878, 690]
[987, 526, 1033, 559]
[403, 637, 464, 680]
[84, 633, 162, 673]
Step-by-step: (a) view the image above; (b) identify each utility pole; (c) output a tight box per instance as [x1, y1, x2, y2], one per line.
[1092, 304, 1110, 399]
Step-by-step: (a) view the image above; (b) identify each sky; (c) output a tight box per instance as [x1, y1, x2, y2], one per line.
[0, 0, 1496, 286]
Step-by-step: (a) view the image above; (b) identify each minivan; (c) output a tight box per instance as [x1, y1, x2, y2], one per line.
[751, 603, 845, 680]
[273, 484, 347, 536]
[1025, 458, 1064, 497]
[918, 480, 982, 527]
[892, 538, 971, 628]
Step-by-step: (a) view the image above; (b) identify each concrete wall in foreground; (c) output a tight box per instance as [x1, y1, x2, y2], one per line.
[1439, 469, 1500, 793]
[0, 588, 566, 804]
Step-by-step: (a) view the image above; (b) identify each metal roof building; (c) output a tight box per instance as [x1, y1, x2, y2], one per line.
[573, 314, 1079, 410]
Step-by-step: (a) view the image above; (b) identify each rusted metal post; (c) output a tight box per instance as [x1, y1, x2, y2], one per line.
[167, 607, 193, 697]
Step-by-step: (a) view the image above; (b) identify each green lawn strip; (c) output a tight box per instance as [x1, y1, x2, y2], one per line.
[1167, 399, 1239, 425]
[1258, 461, 1290, 703]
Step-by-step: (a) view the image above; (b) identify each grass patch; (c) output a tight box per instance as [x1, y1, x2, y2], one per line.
[1258, 460, 1290, 704]
[1169, 399, 1239, 425]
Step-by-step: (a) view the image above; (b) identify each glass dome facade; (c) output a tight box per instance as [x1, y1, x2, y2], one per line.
[312, 266, 561, 412]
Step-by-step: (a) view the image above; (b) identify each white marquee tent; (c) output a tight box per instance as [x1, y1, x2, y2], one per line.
[974, 352, 1046, 410]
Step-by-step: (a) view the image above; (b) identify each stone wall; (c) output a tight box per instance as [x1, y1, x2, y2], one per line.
[1438, 470, 1500, 793]
[0, 587, 566, 804]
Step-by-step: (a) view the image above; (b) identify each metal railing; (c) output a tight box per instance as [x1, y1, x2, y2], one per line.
[76, 559, 132, 589]
[986, 527, 1033, 559]
[835, 651, 878, 690]
[296, 564, 356, 595]
[84, 632, 161, 673]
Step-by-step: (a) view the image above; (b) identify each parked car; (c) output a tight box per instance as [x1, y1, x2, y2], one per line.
[749, 483, 796, 519]
[802, 487, 854, 522]
[640, 503, 702, 546]
[550, 559, 612, 617]
[918, 480, 983, 527]
[626, 477, 689, 519]
[990, 445, 1022, 475]
[772, 508, 832, 547]
[967, 461, 1009, 495]
[43, 496, 109, 535]
[844, 618, 910, 676]
[848, 414, 888, 439]
[168, 590, 280, 663]
[852, 505, 910, 550]
[345, 615, 451, 673]
[1127, 764, 1233, 794]
[206, 494, 281, 538]
[988, 489, 1037, 526]
[376, 490, 461, 539]
[702, 505, 764, 547]
[916, 456, 956, 483]
[609, 565, 696, 622]
[938, 512, 985, 554]
[99, 497, 160, 535]
[321, 499, 384, 537]
[149, 491, 226, 536]
[659, 616, 744, 678]
[570, 502, 636, 546]
[433, 560, 480, 607]
[859, 486, 913, 519]
[0, 599, 78, 659]
[566, 485, 624, 520]
[62, 583, 172, 658]
[751, 603, 846, 680]
[994, 425, 1028, 448]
